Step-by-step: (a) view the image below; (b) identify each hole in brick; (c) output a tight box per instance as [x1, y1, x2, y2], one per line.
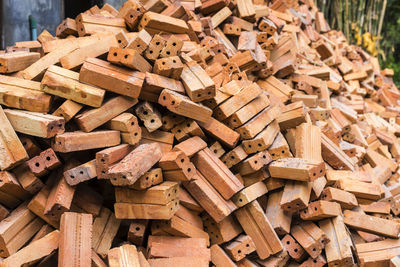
[208, 91, 211, 95]
[258, 143, 262, 147]
[137, 44, 140, 47]
[122, 175, 127, 179]
[294, 248, 298, 252]
[136, 227, 140, 231]
[238, 250, 241, 254]
[186, 123, 190, 127]
[171, 101, 175, 105]
[197, 93, 201, 97]
[313, 173, 316, 176]
[281, 150, 285, 154]
[287, 206, 291, 209]
[80, 171, 83, 174]
[130, 15, 133, 18]
[162, 96, 166, 100]
[254, 161, 258, 164]
[145, 176, 149, 180]
[177, 129, 182, 133]
[70, 175, 74, 179]
[118, 39, 122, 43]
[173, 60, 176, 63]
[150, 119, 155, 123]
[187, 168, 191, 172]
[113, 52, 117, 57]
[102, 171, 106, 174]
[312, 248, 316, 251]
[314, 207, 317, 211]
[35, 162, 40, 167]
[262, 155, 266, 159]
[248, 145, 252, 148]
[134, 132, 138, 136]
[124, 55, 128, 59]
[149, 50, 153, 54]
[46, 156, 51, 161]
[271, 153, 275, 156]
[156, 42, 160, 45]
[313, 259, 317, 263]
[172, 42, 176, 46]
[320, 169, 323, 173]
[213, 150, 217, 153]
[286, 241, 290, 244]
[166, 51, 170, 55]
[155, 174, 158, 177]
[181, 158, 184, 163]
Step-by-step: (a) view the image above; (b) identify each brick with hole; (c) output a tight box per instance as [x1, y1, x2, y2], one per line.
[26, 148, 61, 177]
[282, 234, 307, 262]
[223, 234, 256, 261]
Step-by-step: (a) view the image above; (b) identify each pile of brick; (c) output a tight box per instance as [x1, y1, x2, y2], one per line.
[0, 0, 399, 266]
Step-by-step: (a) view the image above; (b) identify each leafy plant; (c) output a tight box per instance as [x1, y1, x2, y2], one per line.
[379, 1, 400, 84]
[317, 0, 400, 85]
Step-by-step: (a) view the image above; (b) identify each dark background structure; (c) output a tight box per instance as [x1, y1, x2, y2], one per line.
[0, 0, 125, 48]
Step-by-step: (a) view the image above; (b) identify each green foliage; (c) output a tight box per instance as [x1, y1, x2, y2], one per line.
[317, 0, 387, 47]
[380, 1, 400, 85]
[317, 0, 400, 85]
